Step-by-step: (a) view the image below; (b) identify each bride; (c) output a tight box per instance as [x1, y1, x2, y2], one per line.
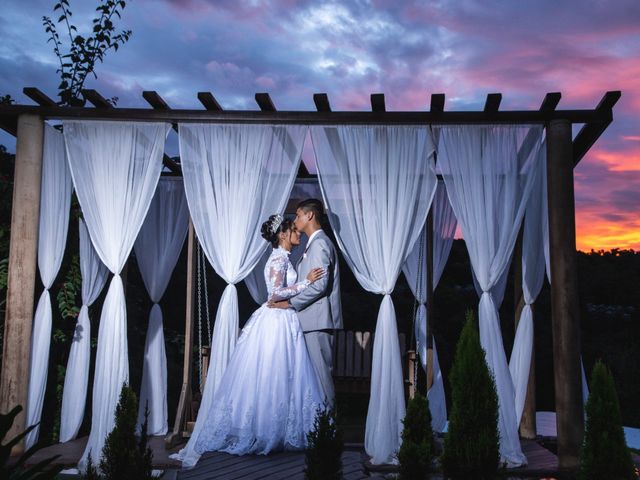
[172, 214, 327, 467]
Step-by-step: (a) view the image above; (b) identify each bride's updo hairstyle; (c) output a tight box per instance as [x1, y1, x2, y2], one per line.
[261, 214, 294, 248]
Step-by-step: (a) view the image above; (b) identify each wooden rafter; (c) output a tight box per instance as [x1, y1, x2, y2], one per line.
[23, 87, 56, 106]
[370, 93, 385, 112]
[573, 91, 621, 165]
[484, 93, 502, 112]
[198, 92, 223, 111]
[313, 93, 331, 112]
[430, 93, 445, 113]
[82, 89, 112, 108]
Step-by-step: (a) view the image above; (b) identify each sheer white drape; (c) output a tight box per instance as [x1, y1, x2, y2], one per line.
[509, 150, 546, 426]
[438, 125, 544, 467]
[25, 125, 73, 448]
[311, 125, 437, 464]
[59, 219, 109, 442]
[401, 181, 456, 432]
[176, 124, 306, 460]
[134, 178, 189, 435]
[244, 247, 271, 304]
[64, 121, 169, 468]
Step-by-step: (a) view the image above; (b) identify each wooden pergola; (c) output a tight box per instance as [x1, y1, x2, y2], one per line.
[0, 87, 621, 472]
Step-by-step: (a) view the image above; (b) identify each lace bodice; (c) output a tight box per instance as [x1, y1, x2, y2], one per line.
[265, 247, 310, 302]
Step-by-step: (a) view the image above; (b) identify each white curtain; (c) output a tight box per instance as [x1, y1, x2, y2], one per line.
[509, 149, 546, 426]
[64, 121, 169, 469]
[59, 219, 109, 442]
[176, 123, 306, 462]
[25, 125, 73, 448]
[401, 181, 456, 433]
[438, 125, 544, 467]
[244, 246, 271, 304]
[311, 125, 437, 465]
[134, 177, 189, 435]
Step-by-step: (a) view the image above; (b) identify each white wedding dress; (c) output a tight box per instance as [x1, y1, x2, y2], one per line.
[172, 246, 325, 467]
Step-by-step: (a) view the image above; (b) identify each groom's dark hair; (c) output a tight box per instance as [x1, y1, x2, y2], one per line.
[297, 198, 324, 222]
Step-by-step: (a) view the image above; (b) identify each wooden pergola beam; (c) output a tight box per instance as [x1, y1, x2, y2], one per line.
[484, 93, 502, 112]
[23, 87, 56, 107]
[371, 93, 385, 112]
[573, 91, 621, 165]
[198, 92, 223, 111]
[0, 103, 614, 127]
[313, 93, 331, 112]
[255, 93, 276, 112]
[142, 90, 170, 110]
[540, 92, 562, 112]
[82, 89, 112, 109]
[430, 93, 445, 113]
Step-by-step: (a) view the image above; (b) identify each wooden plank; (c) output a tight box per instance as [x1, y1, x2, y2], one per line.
[540, 92, 561, 112]
[370, 93, 385, 112]
[430, 93, 445, 113]
[82, 89, 113, 108]
[22, 87, 56, 106]
[345, 330, 354, 376]
[313, 93, 331, 112]
[143, 90, 170, 109]
[0, 102, 614, 125]
[484, 93, 502, 112]
[362, 332, 372, 377]
[336, 330, 346, 376]
[197, 92, 223, 111]
[166, 220, 196, 448]
[353, 331, 363, 377]
[573, 91, 621, 165]
[547, 119, 583, 469]
[0, 114, 44, 454]
[255, 93, 276, 112]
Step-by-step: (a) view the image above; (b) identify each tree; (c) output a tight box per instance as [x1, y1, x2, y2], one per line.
[398, 393, 432, 480]
[42, 0, 131, 106]
[442, 310, 500, 479]
[580, 360, 635, 480]
[304, 408, 343, 480]
[97, 384, 153, 480]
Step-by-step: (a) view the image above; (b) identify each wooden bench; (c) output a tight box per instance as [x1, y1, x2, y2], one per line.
[332, 330, 407, 394]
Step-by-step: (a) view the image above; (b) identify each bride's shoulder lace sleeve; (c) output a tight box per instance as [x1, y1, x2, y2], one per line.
[267, 253, 310, 302]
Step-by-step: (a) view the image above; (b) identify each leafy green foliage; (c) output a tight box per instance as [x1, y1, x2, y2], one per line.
[442, 310, 499, 479]
[304, 408, 343, 480]
[56, 253, 81, 323]
[580, 360, 635, 480]
[398, 393, 432, 480]
[0, 405, 64, 479]
[97, 384, 153, 480]
[42, 0, 131, 106]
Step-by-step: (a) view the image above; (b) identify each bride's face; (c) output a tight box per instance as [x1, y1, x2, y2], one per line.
[290, 227, 301, 247]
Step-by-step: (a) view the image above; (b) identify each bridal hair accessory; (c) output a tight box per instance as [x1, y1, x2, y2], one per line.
[268, 214, 284, 235]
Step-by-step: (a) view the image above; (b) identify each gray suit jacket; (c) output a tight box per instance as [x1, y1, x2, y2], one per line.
[290, 230, 343, 332]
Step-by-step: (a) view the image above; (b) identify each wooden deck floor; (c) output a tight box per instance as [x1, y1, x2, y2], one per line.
[26, 436, 572, 479]
[177, 450, 368, 480]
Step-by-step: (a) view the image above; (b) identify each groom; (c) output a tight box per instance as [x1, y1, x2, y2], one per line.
[269, 198, 342, 407]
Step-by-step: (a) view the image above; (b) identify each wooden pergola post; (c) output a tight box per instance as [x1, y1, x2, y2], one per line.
[425, 207, 435, 390]
[0, 114, 44, 453]
[546, 119, 584, 470]
[166, 219, 196, 448]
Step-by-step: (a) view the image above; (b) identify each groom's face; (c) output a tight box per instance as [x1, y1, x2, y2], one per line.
[294, 207, 309, 232]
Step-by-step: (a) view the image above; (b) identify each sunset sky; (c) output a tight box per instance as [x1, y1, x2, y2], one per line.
[1, 0, 638, 251]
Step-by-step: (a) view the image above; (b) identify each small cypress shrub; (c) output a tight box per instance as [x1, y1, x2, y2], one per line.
[98, 384, 154, 480]
[82, 451, 101, 480]
[580, 360, 635, 480]
[304, 407, 343, 480]
[442, 310, 499, 479]
[398, 393, 432, 479]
